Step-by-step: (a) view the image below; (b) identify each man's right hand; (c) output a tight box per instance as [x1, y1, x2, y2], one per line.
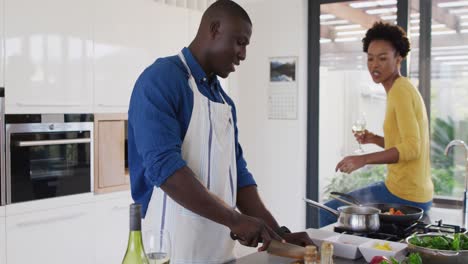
[229, 213, 283, 251]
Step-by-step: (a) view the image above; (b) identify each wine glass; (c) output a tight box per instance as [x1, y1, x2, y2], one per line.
[352, 113, 367, 154]
[143, 229, 171, 264]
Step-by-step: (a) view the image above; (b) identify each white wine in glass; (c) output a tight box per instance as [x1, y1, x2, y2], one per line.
[352, 114, 367, 154]
[144, 230, 171, 264]
[147, 252, 170, 264]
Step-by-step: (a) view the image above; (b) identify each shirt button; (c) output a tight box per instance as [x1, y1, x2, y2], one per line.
[202, 77, 207, 82]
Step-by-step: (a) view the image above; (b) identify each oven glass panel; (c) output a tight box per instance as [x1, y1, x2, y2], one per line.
[10, 131, 91, 203]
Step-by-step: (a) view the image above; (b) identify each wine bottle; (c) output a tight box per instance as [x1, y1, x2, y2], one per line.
[122, 203, 150, 264]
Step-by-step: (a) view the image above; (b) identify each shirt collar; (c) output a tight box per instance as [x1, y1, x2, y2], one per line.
[181, 47, 218, 85]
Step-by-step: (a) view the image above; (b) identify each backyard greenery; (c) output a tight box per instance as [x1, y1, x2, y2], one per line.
[324, 117, 466, 199]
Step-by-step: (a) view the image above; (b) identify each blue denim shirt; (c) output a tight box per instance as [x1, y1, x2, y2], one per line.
[128, 47, 256, 217]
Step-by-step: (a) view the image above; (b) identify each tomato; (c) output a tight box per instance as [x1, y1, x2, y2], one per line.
[370, 256, 390, 264]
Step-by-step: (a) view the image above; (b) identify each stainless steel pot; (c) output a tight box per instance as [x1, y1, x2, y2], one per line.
[303, 198, 380, 232]
[406, 233, 468, 264]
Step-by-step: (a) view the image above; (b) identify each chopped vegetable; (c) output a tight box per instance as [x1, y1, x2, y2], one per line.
[373, 242, 393, 251]
[383, 207, 405, 215]
[378, 253, 422, 264]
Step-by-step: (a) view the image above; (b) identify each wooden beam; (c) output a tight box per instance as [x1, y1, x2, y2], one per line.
[321, 2, 381, 29]
[410, 0, 458, 30]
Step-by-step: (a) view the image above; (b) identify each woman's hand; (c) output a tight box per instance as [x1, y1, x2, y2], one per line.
[354, 129, 379, 145]
[335, 155, 367, 174]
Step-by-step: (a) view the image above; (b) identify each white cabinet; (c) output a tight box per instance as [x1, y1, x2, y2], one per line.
[4, 0, 93, 114]
[6, 202, 95, 264]
[95, 191, 133, 264]
[0, 0, 4, 88]
[93, 0, 190, 113]
[0, 207, 5, 264]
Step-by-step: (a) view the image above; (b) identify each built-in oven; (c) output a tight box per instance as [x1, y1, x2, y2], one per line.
[5, 114, 93, 204]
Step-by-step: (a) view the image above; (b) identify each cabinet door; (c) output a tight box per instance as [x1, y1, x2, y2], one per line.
[93, 0, 189, 113]
[6, 203, 95, 264]
[0, 212, 5, 264]
[4, 0, 93, 114]
[0, 0, 4, 88]
[95, 192, 133, 264]
[98, 120, 125, 188]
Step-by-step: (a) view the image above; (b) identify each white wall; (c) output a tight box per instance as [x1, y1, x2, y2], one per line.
[232, 0, 308, 232]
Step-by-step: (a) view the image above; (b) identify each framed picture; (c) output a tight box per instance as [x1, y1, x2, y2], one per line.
[270, 57, 297, 83]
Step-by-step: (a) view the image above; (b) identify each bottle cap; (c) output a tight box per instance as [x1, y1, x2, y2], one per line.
[129, 203, 142, 231]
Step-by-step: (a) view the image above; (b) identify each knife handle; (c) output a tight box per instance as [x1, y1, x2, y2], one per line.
[230, 231, 264, 243]
[230, 231, 239, 240]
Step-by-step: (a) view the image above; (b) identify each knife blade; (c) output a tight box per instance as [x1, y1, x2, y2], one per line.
[266, 240, 306, 260]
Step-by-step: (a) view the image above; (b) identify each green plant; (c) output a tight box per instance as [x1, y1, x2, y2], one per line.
[323, 165, 386, 200]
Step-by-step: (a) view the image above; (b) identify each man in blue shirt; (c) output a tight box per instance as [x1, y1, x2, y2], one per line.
[128, 1, 312, 262]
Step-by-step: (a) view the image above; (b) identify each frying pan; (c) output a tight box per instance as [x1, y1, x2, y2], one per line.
[330, 192, 424, 226]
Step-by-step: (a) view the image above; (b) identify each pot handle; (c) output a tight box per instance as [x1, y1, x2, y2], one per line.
[437, 251, 459, 257]
[303, 198, 339, 217]
[330, 192, 363, 206]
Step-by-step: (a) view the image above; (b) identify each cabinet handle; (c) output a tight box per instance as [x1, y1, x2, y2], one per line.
[97, 104, 127, 107]
[17, 102, 86, 107]
[112, 205, 128, 211]
[17, 138, 92, 147]
[16, 212, 86, 227]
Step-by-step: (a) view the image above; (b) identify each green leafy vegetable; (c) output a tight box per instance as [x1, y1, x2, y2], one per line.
[405, 253, 422, 264]
[408, 234, 468, 251]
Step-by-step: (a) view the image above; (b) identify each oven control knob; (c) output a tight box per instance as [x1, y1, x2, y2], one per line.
[49, 124, 54, 130]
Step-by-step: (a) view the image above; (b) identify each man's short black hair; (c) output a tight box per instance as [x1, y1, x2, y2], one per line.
[362, 22, 410, 58]
[203, 0, 252, 25]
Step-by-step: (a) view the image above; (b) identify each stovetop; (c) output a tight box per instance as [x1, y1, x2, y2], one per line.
[334, 219, 467, 242]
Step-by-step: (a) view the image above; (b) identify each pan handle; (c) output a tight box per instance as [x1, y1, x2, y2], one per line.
[330, 192, 363, 206]
[303, 198, 339, 217]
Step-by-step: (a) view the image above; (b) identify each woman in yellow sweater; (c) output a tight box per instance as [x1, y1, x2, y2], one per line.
[320, 22, 433, 227]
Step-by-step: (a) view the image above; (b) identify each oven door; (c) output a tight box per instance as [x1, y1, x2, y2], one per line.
[6, 122, 93, 204]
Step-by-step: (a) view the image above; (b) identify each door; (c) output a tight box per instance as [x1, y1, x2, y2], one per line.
[4, 0, 93, 113]
[318, 1, 398, 203]
[6, 123, 93, 203]
[6, 202, 95, 264]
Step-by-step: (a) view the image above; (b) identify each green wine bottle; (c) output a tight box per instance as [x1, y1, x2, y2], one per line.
[122, 203, 150, 264]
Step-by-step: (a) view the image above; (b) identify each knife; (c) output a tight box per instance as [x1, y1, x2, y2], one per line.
[267, 239, 306, 259]
[230, 232, 305, 259]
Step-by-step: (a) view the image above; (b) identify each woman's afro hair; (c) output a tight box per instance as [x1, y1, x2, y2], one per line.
[362, 21, 410, 58]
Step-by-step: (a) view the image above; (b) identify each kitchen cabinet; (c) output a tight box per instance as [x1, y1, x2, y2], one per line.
[4, 0, 93, 114]
[0, 0, 4, 88]
[6, 202, 95, 264]
[95, 191, 133, 264]
[93, 0, 190, 113]
[0, 207, 5, 264]
[94, 113, 129, 193]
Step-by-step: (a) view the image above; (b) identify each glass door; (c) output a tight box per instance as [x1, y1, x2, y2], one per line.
[318, 1, 398, 202]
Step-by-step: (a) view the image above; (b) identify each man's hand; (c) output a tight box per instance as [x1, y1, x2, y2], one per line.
[335, 155, 367, 174]
[229, 213, 283, 251]
[282, 232, 315, 247]
[354, 129, 377, 144]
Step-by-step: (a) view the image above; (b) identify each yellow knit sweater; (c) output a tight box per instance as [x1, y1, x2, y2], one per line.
[384, 77, 433, 203]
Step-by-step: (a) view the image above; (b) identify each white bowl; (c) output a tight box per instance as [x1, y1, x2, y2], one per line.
[358, 239, 408, 263]
[305, 228, 338, 247]
[324, 234, 370, 260]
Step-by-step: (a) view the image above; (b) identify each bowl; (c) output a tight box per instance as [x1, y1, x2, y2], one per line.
[406, 233, 468, 264]
[358, 239, 407, 262]
[324, 234, 370, 260]
[305, 228, 338, 247]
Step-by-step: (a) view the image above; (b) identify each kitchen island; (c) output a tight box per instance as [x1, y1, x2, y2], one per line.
[230, 251, 367, 264]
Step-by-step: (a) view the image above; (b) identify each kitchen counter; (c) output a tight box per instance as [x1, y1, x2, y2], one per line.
[230, 251, 366, 264]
